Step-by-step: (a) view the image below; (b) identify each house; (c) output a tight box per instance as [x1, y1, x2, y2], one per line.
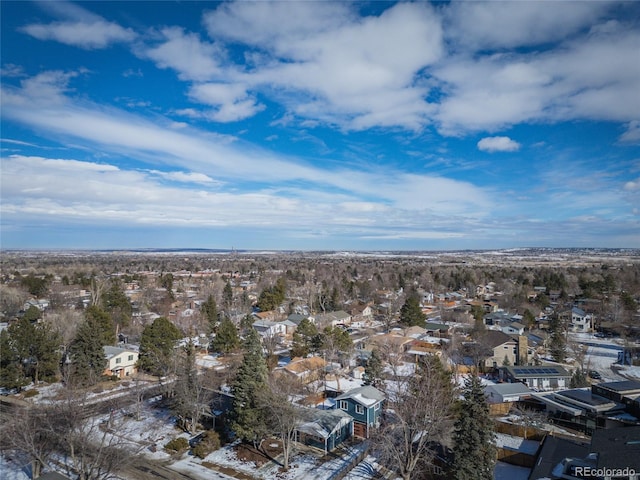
[530, 426, 640, 480]
[424, 322, 450, 337]
[500, 364, 571, 391]
[295, 408, 353, 453]
[482, 330, 519, 368]
[334, 385, 384, 438]
[502, 321, 526, 336]
[252, 319, 286, 339]
[315, 310, 352, 328]
[287, 313, 313, 326]
[532, 387, 630, 435]
[529, 434, 590, 480]
[103, 346, 138, 378]
[591, 380, 640, 405]
[282, 356, 327, 384]
[253, 310, 277, 322]
[346, 301, 373, 322]
[366, 332, 414, 354]
[559, 307, 593, 333]
[484, 382, 532, 404]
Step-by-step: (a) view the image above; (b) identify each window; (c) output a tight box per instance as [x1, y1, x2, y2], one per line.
[374, 403, 381, 411]
[355, 404, 365, 415]
[338, 400, 348, 410]
[128, 355, 134, 361]
[115, 357, 121, 364]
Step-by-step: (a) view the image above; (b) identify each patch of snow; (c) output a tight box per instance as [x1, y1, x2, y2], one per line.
[495, 433, 540, 455]
[494, 461, 531, 480]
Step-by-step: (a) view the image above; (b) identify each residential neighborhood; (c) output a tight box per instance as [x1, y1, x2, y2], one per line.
[1, 248, 639, 480]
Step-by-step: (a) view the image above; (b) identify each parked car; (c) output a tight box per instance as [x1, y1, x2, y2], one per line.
[588, 370, 602, 379]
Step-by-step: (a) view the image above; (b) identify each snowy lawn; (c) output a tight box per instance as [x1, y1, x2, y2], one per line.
[203, 441, 369, 480]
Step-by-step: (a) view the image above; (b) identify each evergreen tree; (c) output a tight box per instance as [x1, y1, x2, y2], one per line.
[138, 317, 182, 377]
[231, 328, 269, 445]
[223, 281, 233, 311]
[239, 314, 255, 335]
[570, 369, 589, 388]
[84, 305, 116, 346]
[5, 318, 61, 385]
[201, 295, 218, 334]
[256, 278, 287, 311]
[101, 280, 132, 333]
[452, 375, 496, 480]
[363, 348, 385, 389]
[399, 294, 426, 327]
[23, 305, 42, 323]
[212, 317, 239, 354]
[549, 316, 567, 363]
[69, 318, 108, 386]
[0, 329, 29, 390]
[290, 318, 319, 357]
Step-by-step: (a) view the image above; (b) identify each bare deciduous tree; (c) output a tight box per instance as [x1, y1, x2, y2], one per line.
[1, 391, 138, 480]
[257, 373, 307, 471]
[373, 357, 455, 480]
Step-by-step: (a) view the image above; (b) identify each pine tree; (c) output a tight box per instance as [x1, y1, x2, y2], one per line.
[399, 294, 426, 327]
[0, 329, 29, 390]
[84, 305, 116, 346]
[4, 317, 61, 385]
[570, 369, 589, 388]
[231, 328, 269, 445]
[290, 318, 318, 357]
[223, 281, 233, 311]
[69, 318, 108, 386]
[452, 375, 496, 480]
[549, 315, 567, 363]
[201, 295, 218, 334]
[212, 317, 239, 354]
[138, 316, 182, 377]
[363, 348, 385, 389]
[101, 280, 132, 333]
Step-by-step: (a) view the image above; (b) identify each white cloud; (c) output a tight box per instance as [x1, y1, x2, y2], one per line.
[477, 136, 521, 153]
[187, 83, 264, 122]
[139, 27, 225, 82]
[619, 121, 640, 144]
[0, 73, 495, 234]
[434, 24, 640, 134]
[20, 2, 135, 50]
[22, 20, 136, 49]
[0, 154, 490, 236]
[201, 1, 444, 130]
[624, 179, 640, 191]
[444, 2, 615, 50]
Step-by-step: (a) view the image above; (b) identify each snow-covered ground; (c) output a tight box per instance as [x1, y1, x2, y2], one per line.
[203, 441, 369, 480]
[495, 433, 540, 455]
[494, 461, 531, 480]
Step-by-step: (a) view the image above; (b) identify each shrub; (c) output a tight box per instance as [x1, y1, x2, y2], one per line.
[23, 389, 39, 398]
[165, 437, 189, 453]
[191, 431, 221, 459]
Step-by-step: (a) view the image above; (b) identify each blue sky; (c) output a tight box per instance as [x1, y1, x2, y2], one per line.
[1, 1, 639, 250]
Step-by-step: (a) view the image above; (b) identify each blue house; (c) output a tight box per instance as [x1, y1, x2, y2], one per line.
[295, 408, 353, 453]
[334, 385, 384, 438]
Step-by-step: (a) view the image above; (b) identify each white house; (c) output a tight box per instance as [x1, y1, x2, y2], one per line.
[103, 346, 138, 379]
[502, 321, 526, 336]
[561, 307, 593, 333]
[252, 319, 286, 338]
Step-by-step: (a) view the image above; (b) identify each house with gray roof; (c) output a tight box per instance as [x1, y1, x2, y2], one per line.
[334, 385, 384, 438]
